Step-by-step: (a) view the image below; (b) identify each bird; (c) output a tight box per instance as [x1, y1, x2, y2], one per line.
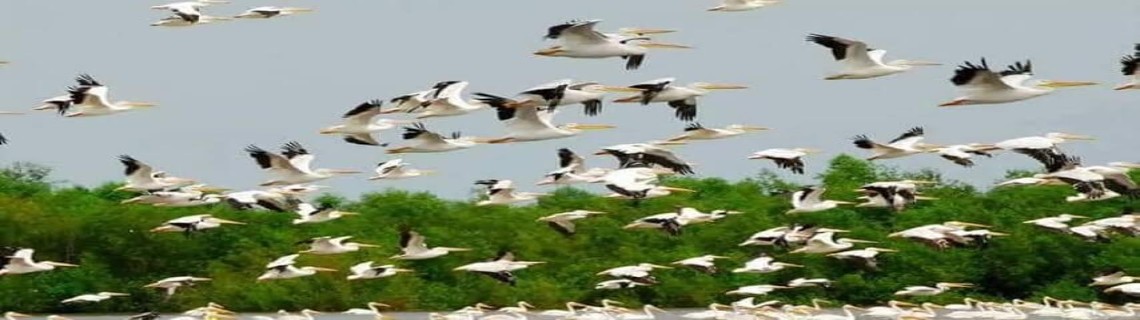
[806, 34, 939, 80]
[665, 123, 768, 142]
[790, 231, 877, 254]
[889, 221, 1001, 249]
[343, 302, 391, 317]
[391, 229, 471, 260]
[297, 236, 380, 255]
[597, 167, 692, 205]
[854, 180, 937, 211]
[0, 248, 78, 275]
[150, 214, 245, 236]
[707, 0, 780, 11]
[748, 148, 819, 174]
[386, 123, 480, 154]
[787, 278, 833, 288]
[732, 254, 803, 273]
[120, 184, 227, 207]
[474, 180, 548, 206]
[623, 211, 687, 236]
[597, 263, 673, 284]
[536, 148, 611, 186]
[671, 255, 730, 274]
[595, 279, 652, 290]
[612, 78, 747, 121]
[930, 144, 996, 167]
[61, 292, 130, 304]
[895, 282, 974, 296]
[787, 186, 853, 214]
[993, 132, 1094, 166]
[475, 79, 623, 116]
[852, 127, 940, 160]
[292, 202, 359, 225]
[368, 159, 434, 180]
[234, 6, 313, 19]
[1023, 214, 1088, 232]
[1115, 44, 1140, 90]
[143, 276, 212, 298]
[725, 284, 790, 296]
[596, 143, 695, 175]
[411, 81, 490, 119]
[827, 247, 897, 270]
[1090, 268, 1137, 287]
[221, 187, 305, 212]
[939, 58, 1096, 107]
[150, 14, 230, 27]
[1104, 283, 1140, 296]
[474, 93, 616, 144]
[245, 141, 361, 186]
[347, 262, 412, 280]
[114, 155, 196, 192]
[535, 20, 689, 70]
[536, 210, 607, 236]
[319, 100, 410, 146]
[56, 74, 157, 117]
[256, 254, 337, 281]
[453, 251, 544, 286]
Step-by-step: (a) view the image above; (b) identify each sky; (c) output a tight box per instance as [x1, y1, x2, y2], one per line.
[1, 0, 1138, 200]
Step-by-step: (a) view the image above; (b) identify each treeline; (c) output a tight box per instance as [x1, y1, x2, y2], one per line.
[0, 156, 1137, 313]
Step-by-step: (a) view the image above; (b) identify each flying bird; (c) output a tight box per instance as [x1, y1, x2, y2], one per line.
[852, 127, 940, 160]
[61, 292, 129, 304]
[143, 276, 212, 298]
[1115, 44, 1140, 90]
[732, 254, 802, 273]
[671, 255, 730, 274]
[536, 210, 607, 236]
[256, 254, 337, 281]
[475, 93, 616, 144]
[534, 20, 689, 70]
[666, 123, 768, 142]
[806, 34, 939, 80]
[320, 100, 410, 146]
[939, 58, 1096, 107]
[234, 6, 313, 19]
[56, 74, 156, 117]
[596, 143, 695, 175]
[474, 180, 548, 206]
[787, 186, 853, 214]
[612, 78, 747, 121]
[297, 236, 380, 255]
[411, 81, 489, 119]
[391, 229, 471, 260]
[0, 248, 78, 275]
[115, 155, 196, 192]
[707, 0, 780, 11]
[245, 141, 360, 186]
[150, 214, 244, 236]
[369, 159, 433, 180]
[386, 123, 480, 154]
[748, 148, 818, 174]
[894, 282, 974, 296]
[537, 148, 611, 186]
[453, 251, 544, 286]
[292, 202, 359, 225]
[347, 262, 412, 280]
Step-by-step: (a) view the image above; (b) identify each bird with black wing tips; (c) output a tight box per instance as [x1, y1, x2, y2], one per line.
[369, 159, 434, 180]
[1115, 43, 1140, 90]
[472, 93, 615, 144]
[386, 122, 481, 154]
[708, 0, 780, 11]
[535, 20, 688, 70]
[391, 228, 470, 260]
[852, 126, 942, 160]
[319, 99, 411, 146]
[256, 254, 336, 281]
[748, 148, 819, 174]
[234, 6, 313, 19]
[786, 186, 853, 214]
[453, 250, 544, 286]
[536, 210, 607, 236]
[537, 148, 611, 186]
[55, 74, 157, 117]
[666, 122, 768, 142]
[245, 141, 360, 186]
[596, 143, 695, 174]
[474, 179, 548, 206]
[806, 33, 939, 80]
[939, 58, 1095, 107]
[611, 78, 747, 121]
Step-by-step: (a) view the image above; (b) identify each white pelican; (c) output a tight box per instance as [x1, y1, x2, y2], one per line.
[391, 229, 470, 260]
[347, 262, 412, 280]
[57, 74, 156, 117]
[748, 148, 818, 174]
[708, 0, 779, 11]
[827, 247, 897, 270]
[536, 210, 607, 236]
[895, 282, 973, 296]
[615, 305, 667, 320]
[808, 305, 864, 320]
[680, 304, 734, 319]
[862, 301, 918, 319]
[930, 144, 995, 167]
[596, 143, 694, 174]
[671, 255, 729, 274]
[598, 263, 672, 283]
[890, 221, 1002, 248]
[222, 188, 305, 212]
[623, 211, 685, 236]
[143, 276, 212, 298]
[474, 179, 548, 206]
[725, 284, 790, 296]
[298, 236, 380, 255]
[1105, 283, 1140, 296]
[320, 100, 409, 146]
[386, 123, 480, 154]
[1090, 269, 1137, 287]
[474, 93, 615, 143]
[788, 278, 832, 288]
[278, 310, 324, 320]
[150, 214, 244, 235]
[453, 251, 544, 286]
[806, 34, 939, 80]
[33, 95, 73, 112]
[256, 254, 336, 281]
[245, 141, 360, 186]
[121, 184, 226, 207]
[511, 80, 623, 116]
[596, 279, 652, 290]
[599, 167, 693, 204]
[344, 302, 391, 316]
[612, 78, 747, 121]
[382, 89, 433, 114]
[852, 126, 939, 160]
[855, 180, 936, 211]
[790, 231, 875, 254]
[151, 0, 228, 19]
[537, 148, 610, 186]
[732, 254, 802, 273]
[939, 58, 1096, 107]
[0, 248, 78, 275]
[411, 81, 490, 118]
[369, 159, 433, 180]
[536, 20, 688, 70]
[61, 292, 130, 304]
[1023, 214, 1087, 232]
[994, 132, 1093, 163]
[114, 155, 195, 192]
[787, 186, 853, 214]
[293, 202, 358, 225]
[151, 14, 229, 27]
[1069, 223, 1112, 242]
[234, 6, 313, 19]
[1115, 44, 1140, 90]
[666, 123, 767, 142]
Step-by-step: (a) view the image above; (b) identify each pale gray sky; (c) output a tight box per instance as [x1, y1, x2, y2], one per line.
[1, 0, 1138, 199]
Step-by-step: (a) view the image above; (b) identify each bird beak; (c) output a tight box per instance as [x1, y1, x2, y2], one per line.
[947, 283, 974, 288]
[620, 28, 675, 35]
[572, 124, 617, 130]
[877, 248, 899, 252]
[108, 292, 130, 296]
[283, 7, 315, 13]
[215, 219, 245, 225]
[740, 126, 769, 132]
[783, 263, 804, 268]
[1113, 83, 1138, 90]
[914, 196, 939, 201]
[846, 239, 877, 244]
[533, 47, 565, 56]
[938, 99, 967, 107]
[899, 60, 942, 66]
[355, 243, 381, 248]
[661, 186, 696, 193]
[599, 86, 645, 93]
[150, 226, 174, 233]
[612, 95, 642, 103]
[329, 169, 363, 174]
[988, 232, 1010, 237]
[637, 42, 692, 49]
[1038, 80, 1098, 88]
[696, 83, 748, 90]
[312, 267, 338, 272]
[832, 201, 855, 205]
[1059, 133, 1096, 141]
[1069, 215, 1089, 219]
[338, 211, 361, 216]
[649, 264, 673, 269]
[123, 101, 158, 108]
[652, 140, 688, 146]
[622, 223, 641, 229]
[953, 221, 991, 228]
[319, 127, 337, 134]
[6, 313, 30, 318]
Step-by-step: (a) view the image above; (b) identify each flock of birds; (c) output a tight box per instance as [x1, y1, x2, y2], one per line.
[3, 0, 1140, 319]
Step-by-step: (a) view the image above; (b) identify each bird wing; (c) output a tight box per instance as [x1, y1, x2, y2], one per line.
[950, 58, 1014, 91]
[558, 20, 609, 45]
[343, 100, 383, 126]
[266, 254, 298, 268]
[118, 155, 157, 187]
[245, 145, 304, 176]
[806, 34, 877, 68]
[400, 230, 429, 253]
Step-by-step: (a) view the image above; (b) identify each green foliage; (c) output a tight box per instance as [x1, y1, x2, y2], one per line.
[0, 158, 1136, 312]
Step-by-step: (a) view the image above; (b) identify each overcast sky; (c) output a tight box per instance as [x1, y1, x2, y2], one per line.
[1, 0, 1138, 199]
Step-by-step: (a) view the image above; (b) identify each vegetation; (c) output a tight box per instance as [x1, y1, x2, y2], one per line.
[0, 155, 1137, 313]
